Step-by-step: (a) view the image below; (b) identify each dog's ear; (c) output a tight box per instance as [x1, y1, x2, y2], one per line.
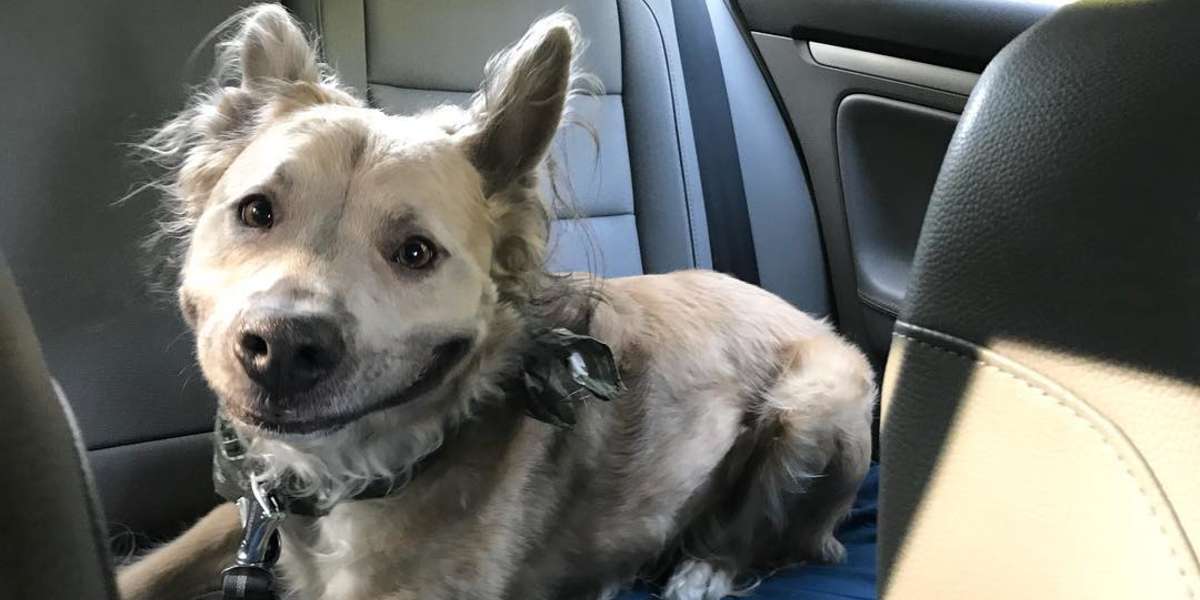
[234, 4, 320, 89]
[136, 5, 357, 228]
[463, 13, 578, 196]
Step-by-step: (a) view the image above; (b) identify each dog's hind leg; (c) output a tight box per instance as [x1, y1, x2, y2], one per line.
[781, 425, 872, 564]
[670, 334, 875, 589]
[759, 336, 875, 565]
[117, 502, 241, 600]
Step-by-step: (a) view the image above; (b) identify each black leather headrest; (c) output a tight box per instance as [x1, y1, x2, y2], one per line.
[902, 0, 1200, 383]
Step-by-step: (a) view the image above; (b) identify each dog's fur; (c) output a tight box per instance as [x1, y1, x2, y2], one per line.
[117, 6, 876, 600]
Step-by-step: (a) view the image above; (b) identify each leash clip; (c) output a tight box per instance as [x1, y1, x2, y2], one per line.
[221, 476, 285, 600]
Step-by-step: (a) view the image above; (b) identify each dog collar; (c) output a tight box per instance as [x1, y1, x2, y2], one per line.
[212, 414, 406, 517]
[212, 327, 623, 515]
[214, 328, 623, 599]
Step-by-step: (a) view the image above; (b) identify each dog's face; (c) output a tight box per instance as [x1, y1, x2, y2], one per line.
[184, 109, 491, 435]
[160, 6, 577, 438]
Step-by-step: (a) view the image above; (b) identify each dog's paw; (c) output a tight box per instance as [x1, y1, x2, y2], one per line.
[662, 560, 737, 600]
[818, 535, 847, 564]
[800, 533, 847, 564]
[595, 583, 623, 600]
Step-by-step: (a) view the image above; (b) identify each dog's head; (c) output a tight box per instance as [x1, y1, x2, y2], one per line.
[147, 5, 581, 444]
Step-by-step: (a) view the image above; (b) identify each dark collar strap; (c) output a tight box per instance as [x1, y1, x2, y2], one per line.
[214, 415, 412, 517]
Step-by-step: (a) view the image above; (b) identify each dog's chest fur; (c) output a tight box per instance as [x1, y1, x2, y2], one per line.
[276, 403, 548, 599]
[275, 353, 748, 600]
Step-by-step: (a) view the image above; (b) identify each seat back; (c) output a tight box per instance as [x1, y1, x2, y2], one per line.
[291, 0, 714, 277]
[879, 1, 1200, 598]
[0, 0, 256, 554]
[0, 253, 116, 600]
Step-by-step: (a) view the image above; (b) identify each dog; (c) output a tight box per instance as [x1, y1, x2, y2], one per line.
[116, 5, 876, 600]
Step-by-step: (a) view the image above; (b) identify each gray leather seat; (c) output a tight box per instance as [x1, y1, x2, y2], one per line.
[879, 0, 1200, 597]
[291, 0, 714, 278]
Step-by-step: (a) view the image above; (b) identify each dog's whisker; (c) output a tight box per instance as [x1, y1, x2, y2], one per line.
[165, 328, 192, 352]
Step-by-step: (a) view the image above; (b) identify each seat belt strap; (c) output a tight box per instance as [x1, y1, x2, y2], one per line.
[671, 0, 761, 285]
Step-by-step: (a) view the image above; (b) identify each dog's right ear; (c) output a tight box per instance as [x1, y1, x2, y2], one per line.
[233, 4, 321, 89]
[215, 4, 355, 117]
[139, 4, 356, 220]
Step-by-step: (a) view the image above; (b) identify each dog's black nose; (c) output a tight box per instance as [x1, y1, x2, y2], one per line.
[233, 311, 345, 399]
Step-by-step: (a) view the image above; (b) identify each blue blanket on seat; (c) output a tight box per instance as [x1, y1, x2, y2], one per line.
[616, 464, 879, 600]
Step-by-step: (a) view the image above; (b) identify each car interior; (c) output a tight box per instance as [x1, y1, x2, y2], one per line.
[2, 0, 1197, 598]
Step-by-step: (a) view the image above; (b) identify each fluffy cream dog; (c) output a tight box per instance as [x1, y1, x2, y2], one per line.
[117, 5, 875, 600]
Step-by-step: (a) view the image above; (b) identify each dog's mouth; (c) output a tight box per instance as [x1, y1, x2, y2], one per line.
[232, 336, 474, 436]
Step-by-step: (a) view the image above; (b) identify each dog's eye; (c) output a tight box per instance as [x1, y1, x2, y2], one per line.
[392, 236, 437, 270]
[237, 194, 274, 229]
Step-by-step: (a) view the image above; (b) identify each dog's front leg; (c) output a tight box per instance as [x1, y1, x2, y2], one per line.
[117, 502, 241, 600]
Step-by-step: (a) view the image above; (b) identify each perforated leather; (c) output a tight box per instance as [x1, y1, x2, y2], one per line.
[880, 1, 1200, 597]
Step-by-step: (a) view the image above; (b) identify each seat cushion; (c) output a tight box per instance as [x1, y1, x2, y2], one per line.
[617, 464, 879, 599]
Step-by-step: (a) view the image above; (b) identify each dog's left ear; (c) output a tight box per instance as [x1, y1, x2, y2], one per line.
[463, 13, 577, 196]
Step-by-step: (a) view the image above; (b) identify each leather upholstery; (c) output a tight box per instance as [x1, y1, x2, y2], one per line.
[293, 0, 715, 277]
[0, 254, 117, 600]
[0, 0, 252, 552]
[880, 1, 1200, 597]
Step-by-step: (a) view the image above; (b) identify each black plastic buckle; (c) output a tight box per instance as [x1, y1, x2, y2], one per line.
[221, 563, 278, 600]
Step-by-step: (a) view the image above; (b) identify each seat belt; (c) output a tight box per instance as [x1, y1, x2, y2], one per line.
[671, 0, 760, 285]
[316, 0, 368, 100]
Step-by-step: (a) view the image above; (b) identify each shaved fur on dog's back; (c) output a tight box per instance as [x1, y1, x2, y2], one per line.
[117, 5, 876, 600]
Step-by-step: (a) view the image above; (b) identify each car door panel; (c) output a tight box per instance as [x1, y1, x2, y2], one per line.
[752, 32, 967, 367]
[732, 0, 1058, 369]
[836, 95, 961, 361]
[737, 0, 1051, 71]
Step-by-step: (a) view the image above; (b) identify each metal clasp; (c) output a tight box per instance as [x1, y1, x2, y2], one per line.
[235, 475, 285, 567]
[221, 476, 285, 600]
